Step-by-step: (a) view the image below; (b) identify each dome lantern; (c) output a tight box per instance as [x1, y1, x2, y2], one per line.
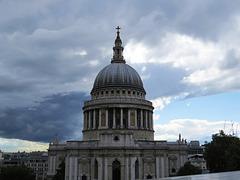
[111, 26, 126, 64]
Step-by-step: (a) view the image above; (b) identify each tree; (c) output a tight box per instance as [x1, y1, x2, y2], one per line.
[205, 130, 240, 172]
[177, 162, 202, 176]
[52, 160, 65, 180]
[0, 165, 36, 180]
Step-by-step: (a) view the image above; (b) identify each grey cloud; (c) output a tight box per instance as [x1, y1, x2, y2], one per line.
[0, 92, 88, 142]
[133, 63, 189, 99]
[220, 50, 240, 70]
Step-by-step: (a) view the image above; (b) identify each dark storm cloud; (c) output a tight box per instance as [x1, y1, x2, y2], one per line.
[0, 92, 88, 142]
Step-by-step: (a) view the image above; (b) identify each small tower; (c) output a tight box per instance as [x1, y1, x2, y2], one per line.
[111, 26, 126, 63]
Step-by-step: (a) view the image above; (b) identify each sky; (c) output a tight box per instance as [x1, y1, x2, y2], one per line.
[0, 0, 240, 152]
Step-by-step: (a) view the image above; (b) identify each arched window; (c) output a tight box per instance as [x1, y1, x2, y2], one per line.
[82, 174, 87, 180]
[112, 160, 121, 180]
[147, 174, 152, 179]
[135, 159, 139, 179]
[94, 159, 98, 179]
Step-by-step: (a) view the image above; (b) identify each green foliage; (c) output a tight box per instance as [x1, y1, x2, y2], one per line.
[177, 162, 202, 176]
[52, 160, 65, 180]
[205, 130, 240, 172]
[0, 165, 36, 180]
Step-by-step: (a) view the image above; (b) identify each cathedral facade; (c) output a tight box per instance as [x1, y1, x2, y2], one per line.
[47, 28, 187, 180]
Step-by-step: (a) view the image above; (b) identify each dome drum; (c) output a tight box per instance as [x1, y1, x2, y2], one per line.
[82, 101, 154, 140]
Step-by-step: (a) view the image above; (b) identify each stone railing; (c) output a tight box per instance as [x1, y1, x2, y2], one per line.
[66, 140, 98, 148]
[84, 98, 152, 107]
[137, 140, 168, 148]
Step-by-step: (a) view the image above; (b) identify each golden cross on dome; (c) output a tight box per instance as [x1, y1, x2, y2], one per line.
[116, 26, 121, 33]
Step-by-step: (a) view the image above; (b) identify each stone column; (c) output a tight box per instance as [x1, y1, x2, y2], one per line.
[93, 110, 96, 129]
[86, 112, 89, 129]
[140, 110, 143, 129]
[65, 156, 68, 180]
[165, 155, 169, 177]
[69, 156, 73, 180]
[99, 110, 101, 129]
[128, 109, 130, 128]
[120, 108, 123, 128]
[74, 157, 78, 180]
[84, 112, 87, 130]
[156, 156, 159, 179]
[145, 110, 148, 129]
[106, 109, 108, 128]
[139, 157, 143, 180]
[135, 109, 137, 128]
[79, 163, 82, 180]
[151, 112, 153, 129]
[53, 156, 56, 173]
[149, 112, 152, 130]
[161, 156, 164, 178]
[98, 157, 103, 180]
[181, 154, 185, 167]
[177, 154, 180, 171]
[130, 157, 136, 180]
[49, 156, 52, 173]
[113, 108, 116, 128]
[125, 157, 129, 180]
[91, 158, 94, 179]
[88, 111, 91, 130]
[104, 158, 108, 180]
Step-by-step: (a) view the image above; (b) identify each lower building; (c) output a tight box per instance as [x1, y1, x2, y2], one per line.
[0, 151, 28, 167]
[48, 133, 187, 180]
[26, 151, 48, 180]
[0, 151, 48, 180]
[188, 154, 206, 171]
[187, 141, 207, 172]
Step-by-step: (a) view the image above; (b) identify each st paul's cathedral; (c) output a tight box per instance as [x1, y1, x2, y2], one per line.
[47, 27, 187, 180]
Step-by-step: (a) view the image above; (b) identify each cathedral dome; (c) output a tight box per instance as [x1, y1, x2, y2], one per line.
[92, 63, 144, 91]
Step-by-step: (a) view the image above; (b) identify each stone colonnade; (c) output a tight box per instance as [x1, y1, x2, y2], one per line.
[83, 108, 153, 131]
[63, 153, 188, 180]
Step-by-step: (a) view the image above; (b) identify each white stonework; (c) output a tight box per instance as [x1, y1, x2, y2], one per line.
[47, 27, 187, 180]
